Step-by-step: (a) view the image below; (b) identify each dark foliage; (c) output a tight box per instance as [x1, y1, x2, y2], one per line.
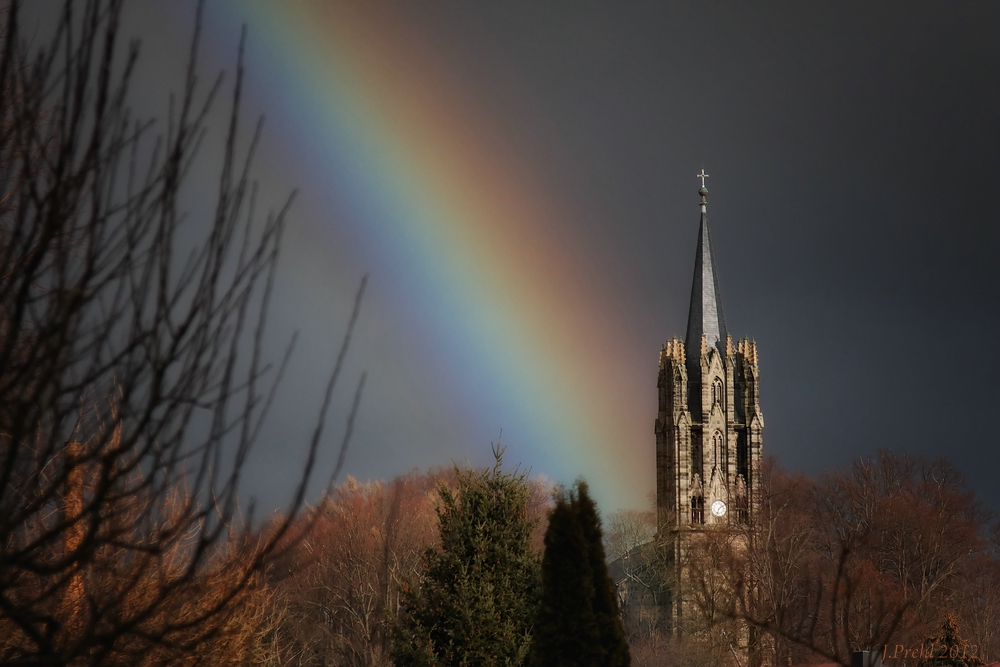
[575, 482, 630, 667]
[529, 480, 630, 667]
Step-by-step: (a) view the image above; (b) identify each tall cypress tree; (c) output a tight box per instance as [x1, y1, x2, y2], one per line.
[529, 490, 603, 667]
[529, 481, 631, 667]
[391, 447, 541, 667]
[574, 482, 631, 667]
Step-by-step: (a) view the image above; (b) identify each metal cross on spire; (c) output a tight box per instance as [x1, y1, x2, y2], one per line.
[697, 169, 709, 188]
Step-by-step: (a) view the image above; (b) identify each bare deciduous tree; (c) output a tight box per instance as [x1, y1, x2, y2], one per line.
[686, 453, 993, 667]
[0, 1, 364, 664]
[265, 473, 441, 667]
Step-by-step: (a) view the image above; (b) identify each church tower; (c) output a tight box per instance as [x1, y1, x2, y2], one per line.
[655, 176, 764, 635]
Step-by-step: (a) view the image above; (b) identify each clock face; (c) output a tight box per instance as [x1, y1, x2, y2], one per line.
[711, 500, 728, 517]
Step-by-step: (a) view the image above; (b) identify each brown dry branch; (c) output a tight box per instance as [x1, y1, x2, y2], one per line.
[0, 1, 364, 664]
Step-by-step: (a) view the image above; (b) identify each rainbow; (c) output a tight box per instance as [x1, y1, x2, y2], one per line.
[190, 3, 661, 512]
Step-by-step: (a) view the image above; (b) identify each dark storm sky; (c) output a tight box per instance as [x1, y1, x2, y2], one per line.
[536, 1, 1000, 482]
[344, 1, 1000, 511]
[25, 2, 1000, 514]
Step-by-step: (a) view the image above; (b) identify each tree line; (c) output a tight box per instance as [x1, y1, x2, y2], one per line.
[603, 453, 1000, 667]
[262, 450, 631, 667]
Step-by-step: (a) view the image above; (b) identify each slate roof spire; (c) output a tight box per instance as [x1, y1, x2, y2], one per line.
[684, 179, 728, 370]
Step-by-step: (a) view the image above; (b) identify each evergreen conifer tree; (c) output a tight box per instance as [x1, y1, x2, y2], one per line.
[391, 447, 541, 667]
[529, 490, 602, 667]
[529, 481, 631, 667]
[916, 615, 984, 667]
[575, 482, 631, 667]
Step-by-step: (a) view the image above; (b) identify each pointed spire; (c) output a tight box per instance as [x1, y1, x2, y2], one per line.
[685, 180, 728, 370]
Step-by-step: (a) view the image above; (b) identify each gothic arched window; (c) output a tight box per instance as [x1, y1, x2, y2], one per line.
[736, 496, 749, 524]
[712, 431, 724, 469]
[691, 495, 705, 524]
[736, 432, 749, 479]
[712, 377, 725, 409]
